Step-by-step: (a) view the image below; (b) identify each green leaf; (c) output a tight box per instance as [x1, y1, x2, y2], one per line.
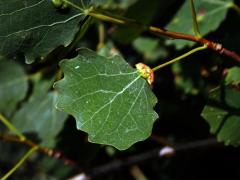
[0, 57, 28, 117]
[30, 73, 56, 98]
[166, 0, 233, 49]
[54, 48, 158, 150]
[172, 62, 201, 95]
[97, 41, 122, 57]
[133, 37, 167, 62]
[225, 67, 240, 84]
[133, 37, 159, 53]
[201, 85, 240, 146]
[0, 0, 86, 63]
[12, 77, 68, 148]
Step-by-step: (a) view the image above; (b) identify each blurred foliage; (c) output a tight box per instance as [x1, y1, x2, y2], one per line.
[0, 58, 28, 117]
[166, 0, 234, 49]
[202, 85, 240, 146]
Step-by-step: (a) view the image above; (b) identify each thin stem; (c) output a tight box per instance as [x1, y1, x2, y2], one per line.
[231, 3, 240, 13]
[85, 8, 237, 60]
[80, 0, 86, 9]
[88, 11, 129, 25]
[0, 114, 26, 141]
[97, 23, 105, 50]
[62, 0, 84, 11]
[189, 0, 202, 38]
[0, 134, 78, 167]
[57, 1, 240, 62]
[1, 146, 39, 180]
[152, 45, 207, 72]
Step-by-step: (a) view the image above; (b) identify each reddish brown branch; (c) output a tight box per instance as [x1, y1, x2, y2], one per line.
[88, 10, 240, 63]
[220, 48, 240, 62]
[149, 26, 240, 62]
[0, 135, 78, 168]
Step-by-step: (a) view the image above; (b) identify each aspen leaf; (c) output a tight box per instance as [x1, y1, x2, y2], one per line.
[54, 48, 158, 150]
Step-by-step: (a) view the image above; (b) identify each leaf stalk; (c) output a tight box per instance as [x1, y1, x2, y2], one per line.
[152, 45, 207, 72]
[189, 0, 202, 38]
[0, 113, 26, 141]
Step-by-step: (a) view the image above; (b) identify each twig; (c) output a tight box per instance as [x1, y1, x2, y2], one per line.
[152, 45, 207, 71]
[148, 27, 240, 62]
[189, 0, 202, 38]
[60, 0, 240, 62]
[0, 135, 78, 168]
[0, 113, 78, 169]
[97, 22, 105, 50]
[87, 9, 240, 63]
[70, 138, 220, 179]
[0, 114, 26, 141]
[1, 146, 39, 180]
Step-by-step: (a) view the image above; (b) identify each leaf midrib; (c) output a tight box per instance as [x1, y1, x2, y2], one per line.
[0, 13, 84, 38]
[80, 75, 141, 129]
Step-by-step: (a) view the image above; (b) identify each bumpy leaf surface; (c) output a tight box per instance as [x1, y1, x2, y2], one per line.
[201, 86, 240, 146]
[0, 57, 28, 116]
[54, 48, 158, 150]
[0, 0, 85, 63]
[166, 0, 233, 49]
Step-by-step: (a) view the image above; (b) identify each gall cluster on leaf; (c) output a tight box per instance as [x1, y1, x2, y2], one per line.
[136, 63, 154, 85]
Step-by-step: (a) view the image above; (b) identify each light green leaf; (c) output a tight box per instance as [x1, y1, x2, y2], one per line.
[30, 73, 56, 98]
[201, 86, 240, 146]
[133, 37, 167, 62]
[225, 67, 240, 84]
[97, 41, 122, 57]
[12, 77, 68, 148]
[172, 62, 201, 95]
[133, 37, 159, 53]
[166, 0, 233, 49]
[0, 57, 28, 117]
[54, 48, 158, 150]
[0, 0, 86, 63]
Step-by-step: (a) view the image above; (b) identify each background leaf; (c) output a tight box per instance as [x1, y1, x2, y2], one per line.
[112, 0, 162, 44]
[0, 0, 86, 63]
[97, 41, 122, 57]
[12, 76, 68, 148]
[133, 37, 167, 62]
[166, 0, 233, 49]
[201, 85, 240, 146]
[54, 48, 158, 150]
[225, 67, 240, 84]
[0, 57, 28, 117]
